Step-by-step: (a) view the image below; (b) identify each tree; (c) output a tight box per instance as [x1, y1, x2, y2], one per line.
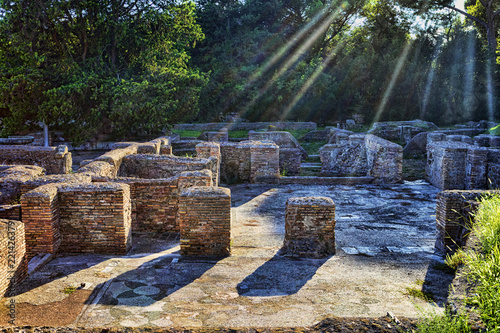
[0, 0, 207, 143]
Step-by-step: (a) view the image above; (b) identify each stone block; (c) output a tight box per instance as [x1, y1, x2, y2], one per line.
[279, 148, 301, 176]
[281, 197, 336, 258]
[178, 186, 231, 257]
[58, 183, 132, 255]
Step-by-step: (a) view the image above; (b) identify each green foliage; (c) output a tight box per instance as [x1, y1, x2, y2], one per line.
[417, 308, 471, 333]
[0, 0, 207, 144]
[490, 124, 500, 136]
[438, 194, 500, 331]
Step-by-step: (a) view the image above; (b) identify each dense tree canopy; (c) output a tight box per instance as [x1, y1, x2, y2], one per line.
[0, 0, 498, 142]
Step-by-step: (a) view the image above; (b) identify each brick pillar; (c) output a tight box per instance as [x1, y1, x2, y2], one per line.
[178, 186, 231, 256]
[281, 197, 336, 258]
[58, 183, 132, 255]
[465, 147, 488, 190]
[250, 142, 279, 183]
[20, 185, 60, 259]
[0, 219, 28, 296]
[196, 142, 221, 187]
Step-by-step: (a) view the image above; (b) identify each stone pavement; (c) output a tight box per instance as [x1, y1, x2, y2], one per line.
[2, 181, 452, 328]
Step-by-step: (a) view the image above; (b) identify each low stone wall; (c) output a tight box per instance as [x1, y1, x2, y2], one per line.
[280, 197, 336, 258]
[219, 141, 279, 184]
[118, 154, 217, 181]
[426, 140, 500, 190]
[435, 190, 499, 253]
[0, 219, 28, 297]
[319, 135, 368, 177]
[58, 183, 132, 255]
[319, 134, 402, 183]
[99, 170, 212, 233]
[178, 186, 231, 257]
[0, 145, 72, 174]
[0, 165, 45, 204]
[94, 145, 138, 177]
[248, 131, 307, 159]
[365, 134, 403, 184]
[196, 142, 221, 187]
[0, 204, 21, 221]
[78, 161, 116, 179]
[219, 142, 252, 183]
[174, 122, 317, 132]
[279, 148, 301, 176]
[20, 174, 92, 196]
[20, 185, 60, 259]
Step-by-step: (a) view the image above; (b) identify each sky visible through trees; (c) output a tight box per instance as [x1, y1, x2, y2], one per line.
[0, 0, 498, 144]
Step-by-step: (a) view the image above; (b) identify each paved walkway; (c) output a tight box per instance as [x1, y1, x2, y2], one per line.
[3, 182, 452, 328]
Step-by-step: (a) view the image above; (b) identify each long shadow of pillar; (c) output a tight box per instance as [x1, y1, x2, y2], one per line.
[236, 254, 330, 297]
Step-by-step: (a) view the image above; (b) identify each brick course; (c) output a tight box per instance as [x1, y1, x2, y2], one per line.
[281, 197, 336, 258]
[0, 145, 71, 174]
[178, 186, 231, 257]
[58, 183, 132, 255]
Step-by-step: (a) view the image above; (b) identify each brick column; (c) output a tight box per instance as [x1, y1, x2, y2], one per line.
[178, 186, 231, 257]
[196, 142, 221, 186]
[465, 147, 488, 190]
[21, 185, 60, 259]
[250, 142, 279, 184]
[281, 197, 336, 258]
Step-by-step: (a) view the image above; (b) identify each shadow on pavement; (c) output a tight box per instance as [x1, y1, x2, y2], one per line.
[237, 253, 330, 296]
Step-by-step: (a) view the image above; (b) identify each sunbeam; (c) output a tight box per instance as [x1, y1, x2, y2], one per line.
[421, 41, 442, 119]
[372, 41, 413, 124]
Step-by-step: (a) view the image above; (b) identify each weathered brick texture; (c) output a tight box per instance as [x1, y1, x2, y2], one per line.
[206, 132, 229, 142]
[119, 154, 216, 180]
[250, 142, 280, 183]
[220, 142, 252, 183]
[426, 142, 468, 190]
[178, 186, 231, 257]
[20, 174, 92, 196]
[0, 219, 28, 297]
[279, 148, 301, 176]
[0, 165, 45, 205]
[58, 183, 132, 255]
[281, 197, 336, 258]
[0, 145, 71, 174]
[21, 185, 60, 259]
[365, 134, 403, 183]
[0, 205, 21, 221]
[196, 142, 221, 187]
[435, 190, 499, 253]
[465, 147, 488, 190]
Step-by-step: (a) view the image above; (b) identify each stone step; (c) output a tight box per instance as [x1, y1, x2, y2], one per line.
[279, 176, 374, 185]
[301, 163, 322, 169]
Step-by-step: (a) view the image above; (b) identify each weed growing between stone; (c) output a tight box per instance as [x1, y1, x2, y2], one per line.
[417, 194, 500, 332]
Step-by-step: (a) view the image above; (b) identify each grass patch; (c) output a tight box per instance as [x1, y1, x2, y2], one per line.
[172, 130, 203, 138]
[489, 124, 500, 136]
[405, 286, 434, 302]
[300, 141, 327, 155]
[227, 130, 249, 138]
[62, 286, 77, 294]
[288, 129, 312, 140]
[417, 194, 500, 332]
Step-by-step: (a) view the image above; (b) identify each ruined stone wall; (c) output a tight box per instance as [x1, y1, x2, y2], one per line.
[487, 149, 500, 189]
[20, 174, 92, 196]
[426, 142, 469, 190]
[196, 142, 221, 187]
[178, 186, 231, 256]
[319, 135, 368, 177]
[0, 165, 45, 205]
[0, 219, 28, 296]
[248, 131, 307, 158]
[281, 197, 336, 258]
[365, 134, 403, 184]
[118, 154, 216, 180]
[58, 183, 131, 255]
[206, 132, 228, 142]
[20, 185, 60, 259]
[0, 205, 21, 221]
[94, 145, 138, 177]
[98, 170, 212, 233]
[250, 142, 280, 183]
[0, 145, 71, 174]
[279, 148, 301, 176]
[435, 190, 499, 253]
[465, 147, 489, 190]
[219, 142, 252, 183]
[174, 122, 317, 131]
